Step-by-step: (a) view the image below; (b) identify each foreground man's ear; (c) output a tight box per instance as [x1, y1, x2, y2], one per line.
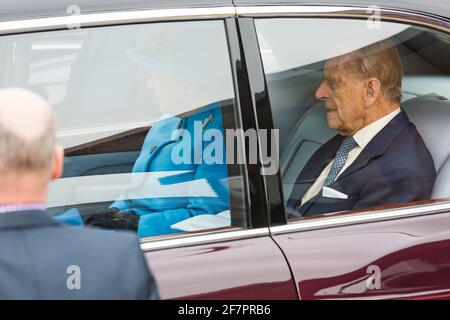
[51, 145, 64, 180]
[364, 77, 382, 106]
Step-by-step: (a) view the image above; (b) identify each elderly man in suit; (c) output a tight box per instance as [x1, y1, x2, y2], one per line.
[287, 41, 436, 217]
[0, 88, 158, 299]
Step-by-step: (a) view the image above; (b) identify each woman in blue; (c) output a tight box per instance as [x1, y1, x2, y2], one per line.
[109, 101, 230, 237]
[56, 55, 231, 237]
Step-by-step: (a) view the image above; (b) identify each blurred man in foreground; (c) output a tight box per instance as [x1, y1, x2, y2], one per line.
[0, 88, 158, 299]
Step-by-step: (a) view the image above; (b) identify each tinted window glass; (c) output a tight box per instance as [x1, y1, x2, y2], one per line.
[255, 18, 450, 220]
[0, 20, 247, 237]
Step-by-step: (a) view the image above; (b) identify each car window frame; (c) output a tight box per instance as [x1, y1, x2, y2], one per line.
[0, 6, 274, 251]
[242, 4, 450, 234]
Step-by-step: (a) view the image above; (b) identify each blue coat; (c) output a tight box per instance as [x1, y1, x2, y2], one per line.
[110, 102, 229, 237]
[56, 102, 230, 237]
[286, 110, 436, 217]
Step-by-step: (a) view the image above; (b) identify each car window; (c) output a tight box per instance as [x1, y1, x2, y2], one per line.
[254, 18, 450, 221]
[0, 20, 247, 237]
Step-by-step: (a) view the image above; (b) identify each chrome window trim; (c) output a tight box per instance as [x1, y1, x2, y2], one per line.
[236, 5, 450, 33]
[0, 6, 236, 35]
[140, 227, 269, 252]
[271, 200, 450, 235]
[1, 5, 448, 36]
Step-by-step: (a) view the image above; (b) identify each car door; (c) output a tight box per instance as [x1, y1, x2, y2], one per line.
[0, 5, 298, 299]
[243, 4, 450, 299]
[139, 12, 297, 300]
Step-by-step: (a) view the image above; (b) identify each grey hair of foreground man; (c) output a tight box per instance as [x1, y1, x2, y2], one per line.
[0, 88, 63, 204]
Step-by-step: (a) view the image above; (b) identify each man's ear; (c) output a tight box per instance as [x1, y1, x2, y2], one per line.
[51, 145, 64, 180]
[364, 77, 382, 106]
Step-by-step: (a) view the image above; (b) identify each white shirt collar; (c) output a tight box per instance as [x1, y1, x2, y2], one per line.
[0, 203, 46, 214]
[353, 108, 401, 149]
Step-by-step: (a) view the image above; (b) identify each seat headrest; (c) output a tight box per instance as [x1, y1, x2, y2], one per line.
[402, 94, 450, 172]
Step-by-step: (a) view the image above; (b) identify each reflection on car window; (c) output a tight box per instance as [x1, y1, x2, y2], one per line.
[0, 20, 247, 237]
[255, 18, 450, 220]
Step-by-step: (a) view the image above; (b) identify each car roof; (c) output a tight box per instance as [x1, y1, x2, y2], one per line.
[234, 0, 450, 21]
[1, 0, 449, 22]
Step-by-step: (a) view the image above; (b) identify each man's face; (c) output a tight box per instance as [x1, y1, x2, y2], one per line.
[315, 57, 367, 136]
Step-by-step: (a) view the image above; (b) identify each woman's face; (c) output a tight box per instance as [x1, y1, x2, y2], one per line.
[147, 72, 198, 116]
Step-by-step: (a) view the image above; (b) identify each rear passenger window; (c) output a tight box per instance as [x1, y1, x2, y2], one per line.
[254, 18, 450, 220]
[0, 20, 247, 237]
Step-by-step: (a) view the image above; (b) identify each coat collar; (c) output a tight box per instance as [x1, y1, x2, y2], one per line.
[0, 209, 61, 231]
[296, 134, 345, 181]
[290, 110, 410, 216]
[333, 109, 410, 183]
[287, 134, 344, 214]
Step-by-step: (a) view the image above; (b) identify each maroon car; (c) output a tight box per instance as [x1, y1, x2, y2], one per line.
[2, 0, 449, 299]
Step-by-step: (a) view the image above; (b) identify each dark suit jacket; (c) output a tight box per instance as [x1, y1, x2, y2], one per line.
[0, 209, 158, 299]
[287, 110, 436, 217]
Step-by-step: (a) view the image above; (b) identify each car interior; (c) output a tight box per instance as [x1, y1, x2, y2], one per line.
[273, 28, 450, 206]
[2, 18, 449, 232]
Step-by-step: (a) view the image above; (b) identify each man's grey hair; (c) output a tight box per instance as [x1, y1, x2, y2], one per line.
[0, 116, 56, 173]
[0, 89, 57, 174]
[341, 40, 404, 104]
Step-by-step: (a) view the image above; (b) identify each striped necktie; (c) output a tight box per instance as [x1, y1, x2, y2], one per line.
[324, 136, 358, 187]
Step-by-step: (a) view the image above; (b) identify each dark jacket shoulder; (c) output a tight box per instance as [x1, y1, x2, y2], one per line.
[0, 210, 158, 299]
